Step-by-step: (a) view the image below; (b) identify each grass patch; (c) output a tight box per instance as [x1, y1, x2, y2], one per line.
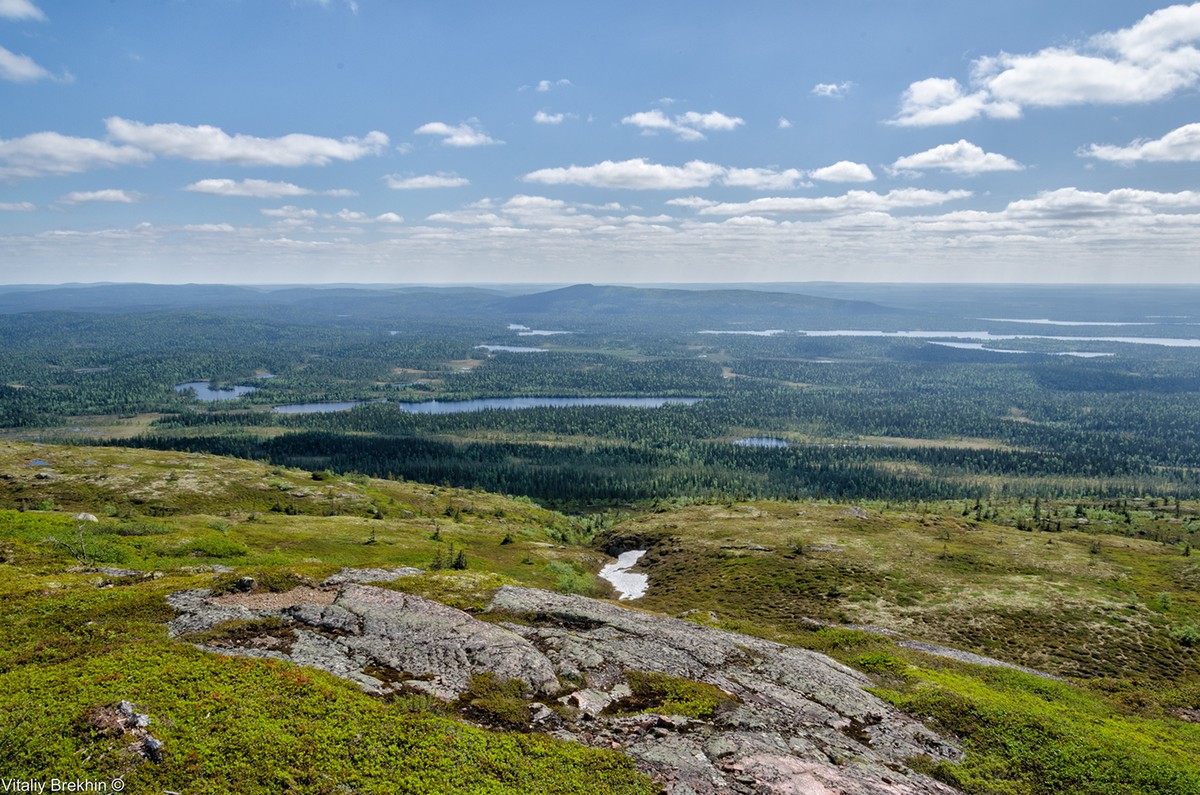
[604, 671, 738, 720]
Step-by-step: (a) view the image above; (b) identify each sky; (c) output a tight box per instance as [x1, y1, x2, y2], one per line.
[1, 0, 1200, 285]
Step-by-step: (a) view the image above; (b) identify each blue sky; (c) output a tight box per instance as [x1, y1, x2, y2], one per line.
[1, 0, 1199, 284]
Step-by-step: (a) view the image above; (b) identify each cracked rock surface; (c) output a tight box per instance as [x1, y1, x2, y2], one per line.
[168, 571, 961, 794]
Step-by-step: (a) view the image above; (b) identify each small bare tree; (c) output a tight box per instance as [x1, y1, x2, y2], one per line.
[46, 512, 99, 566]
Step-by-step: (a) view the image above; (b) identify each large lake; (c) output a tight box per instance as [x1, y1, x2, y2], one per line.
[797, 330, 1200, 348]
[272, 396, 701, 415]
[175, 382, 259, 401]
[396, 396, 701, 414]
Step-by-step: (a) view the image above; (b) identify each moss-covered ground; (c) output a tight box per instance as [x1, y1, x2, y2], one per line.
[2, 442, 1199, 793]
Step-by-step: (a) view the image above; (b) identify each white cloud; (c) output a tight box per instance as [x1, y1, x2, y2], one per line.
[533, 110, 566, 125]
[891, 4, 1200, 126]
[1082, 122, 1200, 163]
[414, 120, 500, 147]
[57, 189, 142, 204]
[1005, 187, 1200, 218]
[536, 78, 571, 92]
[385, 173, 470, 189]
[0, 201, 34, 211]
[0, 45, 57, 82]
[891, 77, 1020, 127]
[0, 131, 151, 179]
[261, 205, 319, 219]
[809, 161, 876, 182]
[722, 167, 808, 190]
[697, 189, 972, 217]
[812, 81, 853, 98]
[525, 158, 726, 189]
[375, 212, 404, 224]
[184, 178, 354, 198]
[890, 140, 1024, 175]
[182, 223, 235, 233]
[777, 117, 793, 129]
[0, 0, 45, 21]
[665, 196, 716, 209]
[621, 108, 744, 140]
[104, 118, 388, 166]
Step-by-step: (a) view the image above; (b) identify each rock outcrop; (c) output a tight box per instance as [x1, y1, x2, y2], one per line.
[167, 570, 962, 794]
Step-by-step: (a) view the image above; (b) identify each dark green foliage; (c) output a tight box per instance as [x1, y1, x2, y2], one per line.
[459, 672, 531, 729]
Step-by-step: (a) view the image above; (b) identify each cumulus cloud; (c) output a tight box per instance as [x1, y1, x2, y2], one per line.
[809, 161, 876, 182]
[0, 131, 151, 179]
[525, 158, 726, 189]
[891, 4, 1200, 126]
[184, 178, 354, 198]
[1082, 122, 1200, 163]
[0, 0, 45, 21]
[891, 77, 1020, 127]
[385, 173, 470, 189]
[414, 120, 501, 147]
[812, 81, 853, 98]
[0, 201, 35, 211]
[890, 140, 1024, 175]
[533, 110, 566, 124]
[104, 118, 388, 166]
[536, 78, 571, 91]
[57, 189, 142, 204]
[722, 167, 808, 190]
[777, 117, 793, 129]
[697, 188, 972, 217]
[622, 108, 745, 140]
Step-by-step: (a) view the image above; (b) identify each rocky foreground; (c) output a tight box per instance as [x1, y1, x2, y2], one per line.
[168, 569, 962, 795]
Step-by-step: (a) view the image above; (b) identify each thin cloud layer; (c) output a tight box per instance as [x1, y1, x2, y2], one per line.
[385, 173, 471, 189]
[1083, 122, 1200, 163]
[184, 179, 355, 198]
[621, 109, 745, 141]
[0, 0, 45, 21]
[0, 45, 53, 82]
[525, 159, 727, 189]
[105, 119, 388, 166]
[0, 132, 151, 179]
[891, 3, 1200, 126]
[57, 189, 142, 204]
[697, 189, 973, 216]
[415, 121, 501, 147]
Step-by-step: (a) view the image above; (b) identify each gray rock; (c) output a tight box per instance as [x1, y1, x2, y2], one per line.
[487, 586, 960, 794]
[166, 582, 963, 793]
[322, 567, 424, 586]
[332, 585, 560, 695]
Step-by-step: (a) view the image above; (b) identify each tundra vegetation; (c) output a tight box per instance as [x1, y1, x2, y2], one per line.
[1, 283, 1199, 793]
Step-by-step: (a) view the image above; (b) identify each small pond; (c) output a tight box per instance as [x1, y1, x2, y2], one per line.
[175, 382, 259, 401]
[735, 437, 789, 448]
[273, 401, 375, 414]
[599, 550, 648, 600]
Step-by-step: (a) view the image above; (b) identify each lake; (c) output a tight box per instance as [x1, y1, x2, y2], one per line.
[475, 345, 548, 353]
[273, 401, 374, 414]
[175, 382, 259, 401]
[798, 330, 1200, 348]
[735, 437, 789, 448]
[395, 396, 701, 414]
